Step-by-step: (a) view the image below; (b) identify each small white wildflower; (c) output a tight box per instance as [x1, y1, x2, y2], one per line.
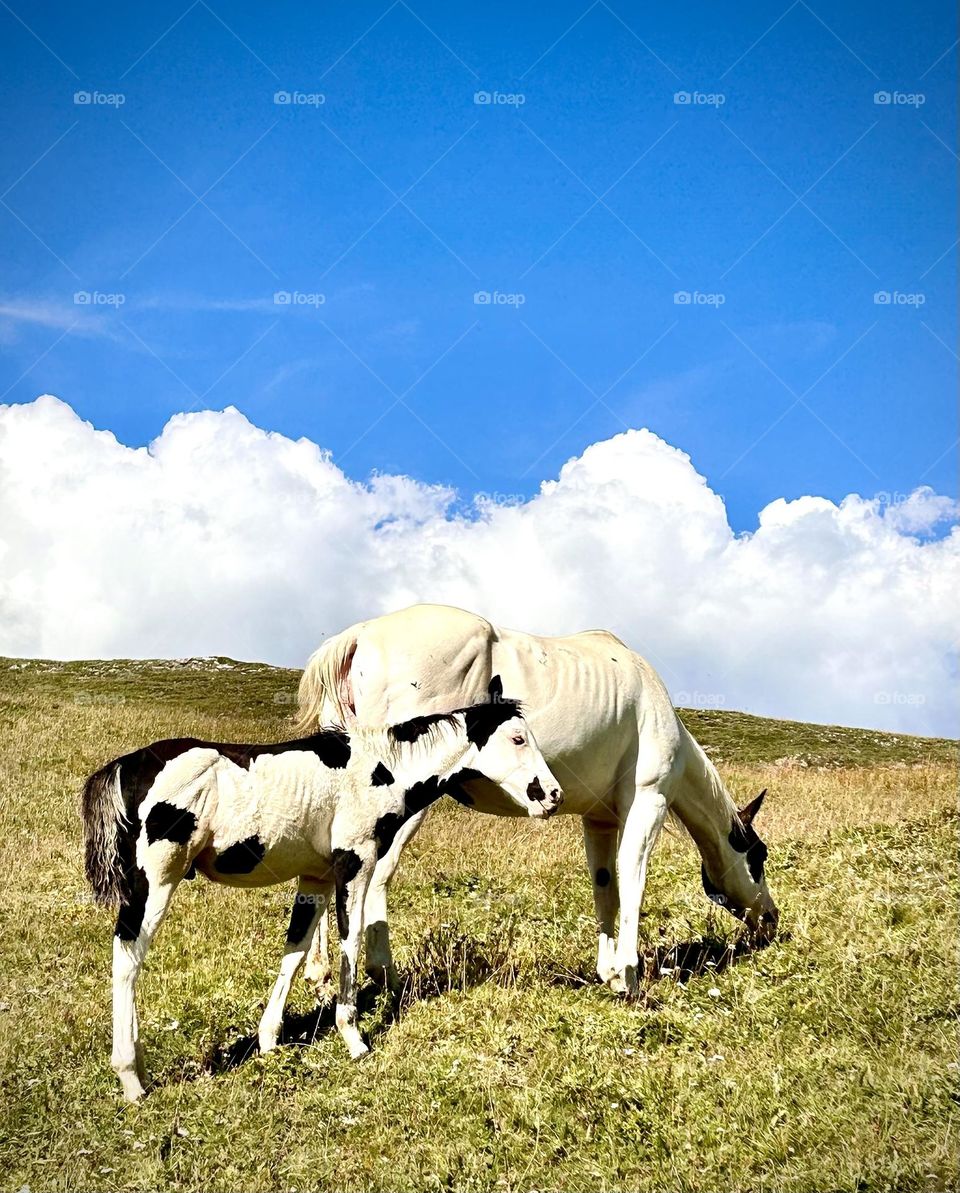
[708, 987, 721, 998]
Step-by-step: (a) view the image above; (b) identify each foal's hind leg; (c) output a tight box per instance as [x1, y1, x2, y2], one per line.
[112, 874, 181, 1101]
[258, 878, 330, 1053]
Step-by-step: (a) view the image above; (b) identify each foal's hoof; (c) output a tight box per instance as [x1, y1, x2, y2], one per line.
[306, 976, 335, 1005]
[258, 1030, 279, 1054]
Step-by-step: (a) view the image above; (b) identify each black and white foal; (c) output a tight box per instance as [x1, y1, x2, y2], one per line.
[82, 686, 562, 1101]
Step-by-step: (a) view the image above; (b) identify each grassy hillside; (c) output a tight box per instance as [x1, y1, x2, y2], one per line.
[0, 658, 956, 1192]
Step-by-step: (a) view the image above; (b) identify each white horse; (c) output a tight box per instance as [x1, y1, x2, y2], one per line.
[297, 604, 779, 998]
[82, 679, 561, 1100]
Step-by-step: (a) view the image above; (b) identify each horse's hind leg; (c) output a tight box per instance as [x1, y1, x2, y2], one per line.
[112, 875, 180, 1101]
[582, 818, 620, 984]
[259, 878, 330, 1052]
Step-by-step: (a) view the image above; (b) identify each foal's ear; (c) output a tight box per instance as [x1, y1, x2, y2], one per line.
[739, 789, 767, 827]
[487, 674, 504, 703]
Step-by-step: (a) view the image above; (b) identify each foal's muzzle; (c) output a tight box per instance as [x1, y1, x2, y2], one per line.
[527, 779, 563, 817]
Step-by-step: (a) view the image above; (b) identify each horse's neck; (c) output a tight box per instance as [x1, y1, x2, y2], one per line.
[672, 723, 737, 844]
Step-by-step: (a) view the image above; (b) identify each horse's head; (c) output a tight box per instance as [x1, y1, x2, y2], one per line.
[701, 789, 779, 944]
[444, 677, 563, 818]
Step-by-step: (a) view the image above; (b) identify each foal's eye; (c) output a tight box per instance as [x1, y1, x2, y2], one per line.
[512, 735, 525, 746]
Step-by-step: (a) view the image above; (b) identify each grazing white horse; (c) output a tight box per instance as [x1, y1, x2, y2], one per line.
[82, 680, 561, 1101]
[297, 604, 779, 997]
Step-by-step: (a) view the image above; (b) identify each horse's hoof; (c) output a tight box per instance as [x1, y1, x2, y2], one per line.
[118, 1073, 146, 1102]
[607, 965, 639, 998]
[365, 963, 400, 993]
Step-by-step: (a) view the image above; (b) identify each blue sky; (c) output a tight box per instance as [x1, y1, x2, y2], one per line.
[1, 0, 956, 531]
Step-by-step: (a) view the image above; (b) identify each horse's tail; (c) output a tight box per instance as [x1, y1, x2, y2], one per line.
[295, 628, 358, 732]
[82, 759, 136, 908]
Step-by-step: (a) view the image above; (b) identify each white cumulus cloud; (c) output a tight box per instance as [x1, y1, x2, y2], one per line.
[1, 395, 956, 735]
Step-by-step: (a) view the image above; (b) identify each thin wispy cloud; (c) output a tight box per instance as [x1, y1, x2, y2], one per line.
[0, 298, 125, 343]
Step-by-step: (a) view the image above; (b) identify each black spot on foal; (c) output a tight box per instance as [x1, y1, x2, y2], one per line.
[374, 812, 405, 859]
[371, 762, 394, 787]
[115, 866, 149, 941]
[595, 866, 611, 888]
[331, 848, 363, 940]
[144, 801, 197, 846]
[286, 892, 320, 945]
[215, 835, 266, 875]
[441, 768, 482, 806]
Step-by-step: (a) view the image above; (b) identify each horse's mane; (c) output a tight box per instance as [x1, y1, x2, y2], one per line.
[671, 719, 743, 835]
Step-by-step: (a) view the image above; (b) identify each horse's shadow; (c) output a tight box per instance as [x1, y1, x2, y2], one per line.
[548, 929, 785, 996]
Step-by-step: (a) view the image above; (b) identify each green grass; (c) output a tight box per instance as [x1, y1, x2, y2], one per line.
[0, 658, 957, 1192]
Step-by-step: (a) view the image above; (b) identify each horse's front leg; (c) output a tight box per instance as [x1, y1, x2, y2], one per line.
[610, 787, 668, 997]
[582, 817, 620, 985]
[333, 847, 377, 1059]
[364, 807, 431, 989]
[259, 878, 330, 1052]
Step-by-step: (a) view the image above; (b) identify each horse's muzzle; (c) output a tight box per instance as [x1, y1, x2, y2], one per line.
[752, 907, 779, 945]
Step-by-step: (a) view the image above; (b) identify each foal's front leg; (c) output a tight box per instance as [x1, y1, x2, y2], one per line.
[364, 806, 430, 990]
[332, 846, 377, 1059]
[258, 878, 330, 1053]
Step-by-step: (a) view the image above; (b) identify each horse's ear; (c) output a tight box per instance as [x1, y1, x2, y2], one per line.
[739, 789, 767, 827]
[488, 674, 503, 703]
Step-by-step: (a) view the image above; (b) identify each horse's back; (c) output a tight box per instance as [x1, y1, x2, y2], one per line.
[336, 604, 683, 812]
[350, 603, 498, 722]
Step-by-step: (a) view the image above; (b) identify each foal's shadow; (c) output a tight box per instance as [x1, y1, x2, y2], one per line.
[203, 984, 388, 1075]
[201, 924, 513, 1077]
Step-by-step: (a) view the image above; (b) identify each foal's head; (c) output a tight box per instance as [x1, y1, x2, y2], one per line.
[444, 677, 563, 818]
[701, 789, 779, 943]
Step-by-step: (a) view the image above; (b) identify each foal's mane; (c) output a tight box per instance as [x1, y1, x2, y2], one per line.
[345, 695, 525, 767]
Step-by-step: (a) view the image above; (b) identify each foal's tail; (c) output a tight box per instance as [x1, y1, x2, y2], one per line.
[82, 759, 136, 908]
[295, 627, 358, 731]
